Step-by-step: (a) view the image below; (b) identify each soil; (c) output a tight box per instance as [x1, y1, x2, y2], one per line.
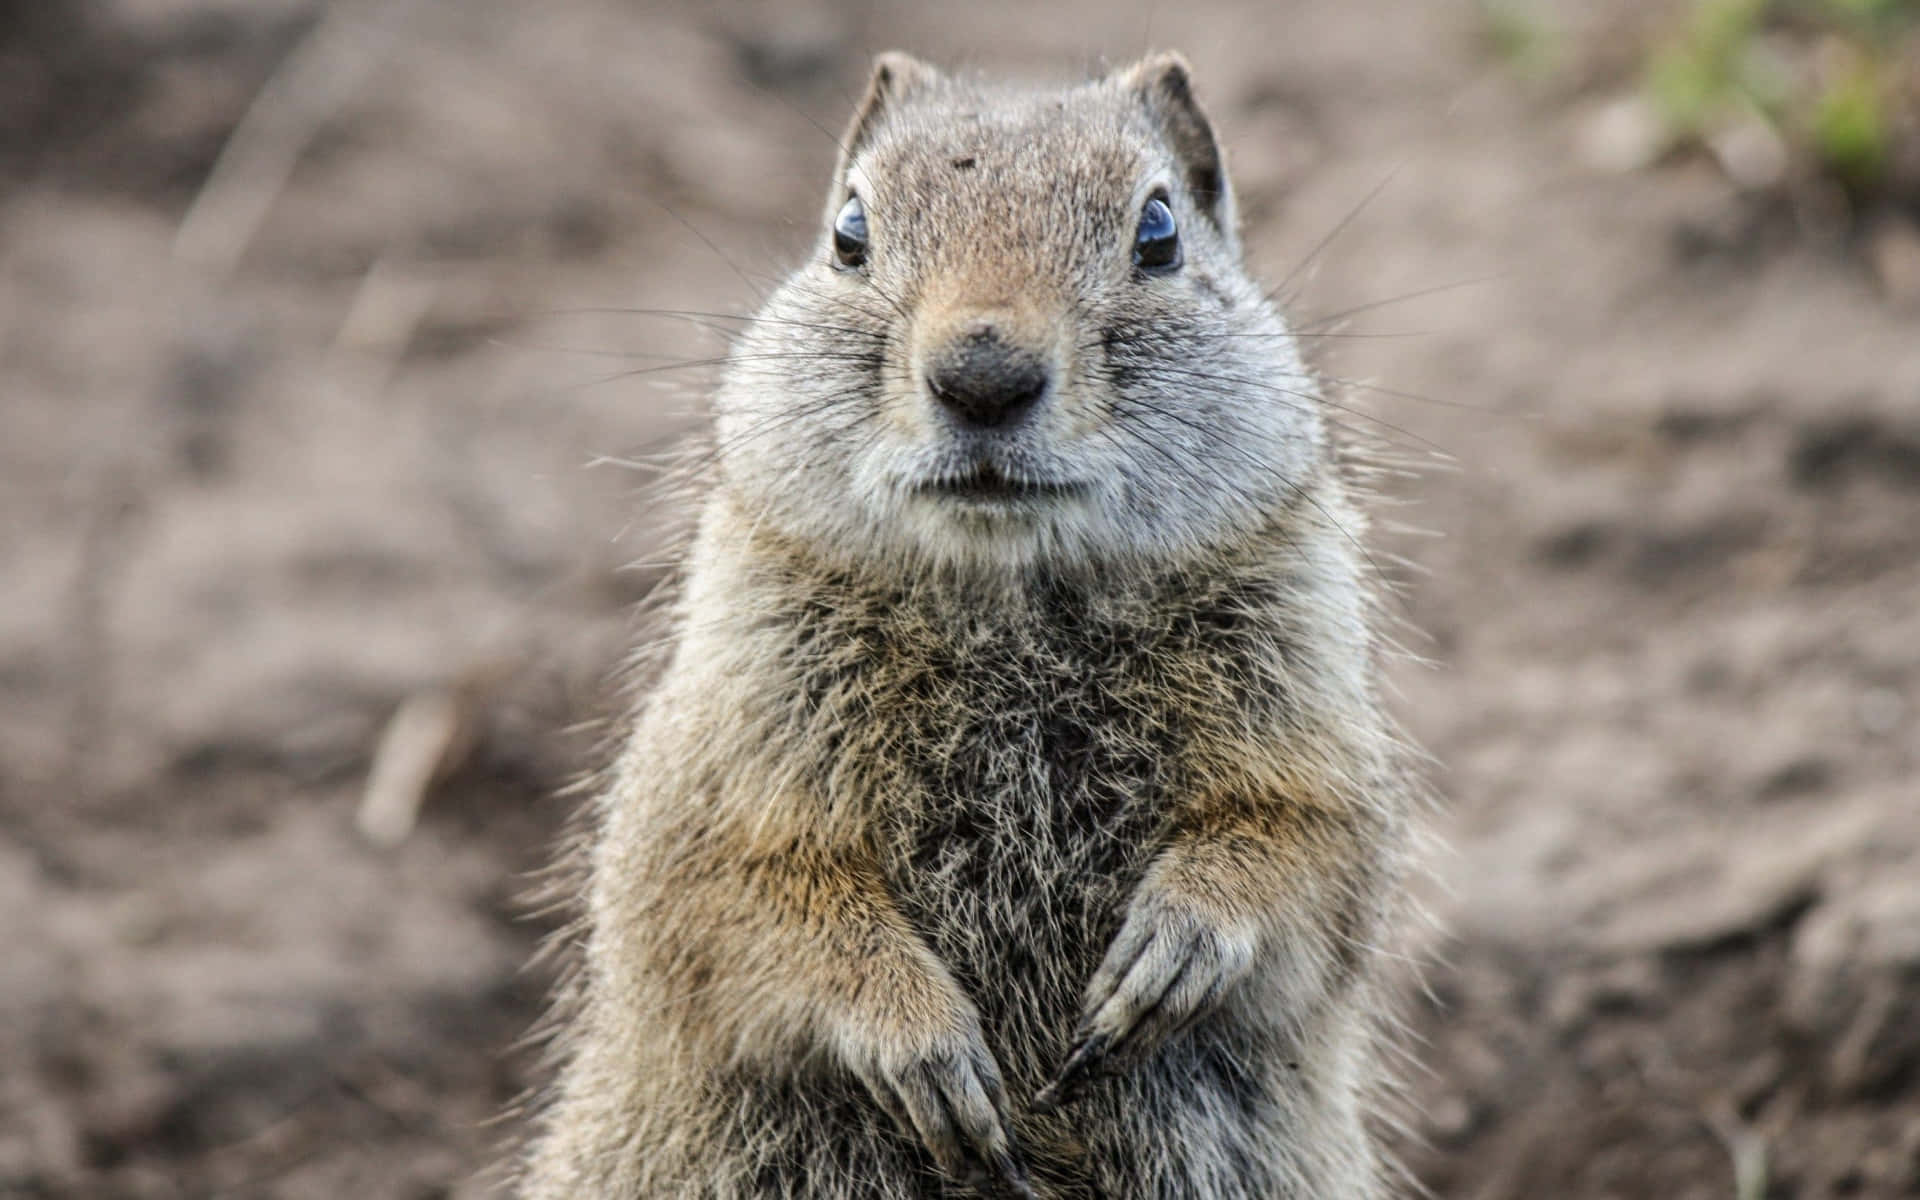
[3, 1, 1916, 1197]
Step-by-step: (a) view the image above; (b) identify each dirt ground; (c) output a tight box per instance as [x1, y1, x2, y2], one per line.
[2, 0, 1917, 1196]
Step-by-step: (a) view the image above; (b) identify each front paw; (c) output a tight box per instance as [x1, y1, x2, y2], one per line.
[1034, 895, 1256, 1112]
[847, 1017, 1038, 1199]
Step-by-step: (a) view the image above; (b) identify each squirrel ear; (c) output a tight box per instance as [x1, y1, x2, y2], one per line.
[1116, 52, 1235, 238]
[837, 52, 941, 174]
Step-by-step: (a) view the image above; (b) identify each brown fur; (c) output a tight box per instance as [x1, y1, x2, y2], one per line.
[518, 51, 1420, 1200]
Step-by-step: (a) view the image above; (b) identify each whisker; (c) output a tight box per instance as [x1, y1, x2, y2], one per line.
[640, 381, 887, 491]
[640, 193, 774, 308]
[1297, 274, 1505, 333]
[529, 351, 885, 404]
[1318, 374, 1506, 416]
[1103, 359, 1455, 458]
[1114, 394, 1395, 592]
[1084, 328, 1430, 355]
[778, 282, 904, 335]
[537, 307, 885, 344]
[1099, 402, 1328, 574]
[488, 337, 710, 363]
[1266, 164, 1401, 305]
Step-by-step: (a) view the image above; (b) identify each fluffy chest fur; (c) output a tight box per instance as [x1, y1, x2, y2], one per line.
[752, 560, 1306, 1082]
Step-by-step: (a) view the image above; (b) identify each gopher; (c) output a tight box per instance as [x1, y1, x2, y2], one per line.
[519, 51, 1418, 1200]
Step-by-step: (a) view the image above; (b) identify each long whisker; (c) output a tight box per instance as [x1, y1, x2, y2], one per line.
[1084, 328, 1429, 355]
[1085, 415, 1307, 565]
[640, 193, 774, 308]
[1265, 165, 1401, 305]
[537, 307, 885, 344]
[780, 280, 908, 334]
[1103, 359, 1455, 458]
[1297, 274, 1505, 333]
[488, 337, 715, 363]
[1317, 374, 1506, 416]
[1112, 393, 1395, 590]
[638, 379, 888, 491]
[1101, 400, 1342, 578]
[530, 351, 885, 404]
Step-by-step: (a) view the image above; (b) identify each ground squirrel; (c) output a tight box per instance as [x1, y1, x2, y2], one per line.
[519, 51, 1418, 1199]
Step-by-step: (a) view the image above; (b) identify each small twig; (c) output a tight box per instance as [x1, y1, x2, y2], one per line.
[356, 656, 520, 848]
[1704, 1099, 1771, 1200]
[358, 688, 466, 849]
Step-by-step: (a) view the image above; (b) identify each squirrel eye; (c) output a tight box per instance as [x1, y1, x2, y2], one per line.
[832, 195, 869, 268]
[1133, 194, 1180, 272]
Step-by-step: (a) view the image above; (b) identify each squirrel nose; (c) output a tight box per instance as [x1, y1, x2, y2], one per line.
[925, 326, 1050, 430]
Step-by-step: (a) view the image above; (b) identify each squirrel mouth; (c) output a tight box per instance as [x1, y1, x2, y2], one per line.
[918, 463, 1083, 503]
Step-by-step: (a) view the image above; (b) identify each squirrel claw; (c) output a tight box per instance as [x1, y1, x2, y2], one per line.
[985, 1149, 1040, 1200]
[1032, 1032, 1113, 1114]
[1044, 897, 1257, 1113]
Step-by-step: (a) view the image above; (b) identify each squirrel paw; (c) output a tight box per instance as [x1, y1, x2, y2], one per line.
[1034, 898, 1256, 1113]
[851, 1022, 1038, 1199]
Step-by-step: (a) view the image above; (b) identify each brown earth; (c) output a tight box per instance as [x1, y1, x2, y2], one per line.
[2, 0, 1916, 1197]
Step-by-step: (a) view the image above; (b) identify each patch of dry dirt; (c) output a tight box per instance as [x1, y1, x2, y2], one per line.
[2, 1, 1915, 1197]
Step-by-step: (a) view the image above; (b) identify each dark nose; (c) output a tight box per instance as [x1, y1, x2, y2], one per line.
[925, 326, 1050, 430]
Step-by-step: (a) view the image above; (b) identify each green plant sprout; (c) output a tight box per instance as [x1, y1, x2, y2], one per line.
[1640, 0, 1916, 193]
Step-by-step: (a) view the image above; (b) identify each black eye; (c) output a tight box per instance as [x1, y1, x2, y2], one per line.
[1133, 194, 1180, 272]
[832, 195, 868, 268]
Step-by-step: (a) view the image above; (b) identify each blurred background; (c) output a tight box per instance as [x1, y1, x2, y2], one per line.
[3, 0, 1918, 1196]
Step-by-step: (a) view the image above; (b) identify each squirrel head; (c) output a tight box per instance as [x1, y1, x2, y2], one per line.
[712, 52, 1325, 574]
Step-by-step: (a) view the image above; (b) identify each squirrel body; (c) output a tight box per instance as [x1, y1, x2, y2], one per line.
[521, 52, 1416, 1200]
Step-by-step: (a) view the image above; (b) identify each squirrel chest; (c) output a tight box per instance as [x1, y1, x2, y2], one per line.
[774, 567, 1296, 1067]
